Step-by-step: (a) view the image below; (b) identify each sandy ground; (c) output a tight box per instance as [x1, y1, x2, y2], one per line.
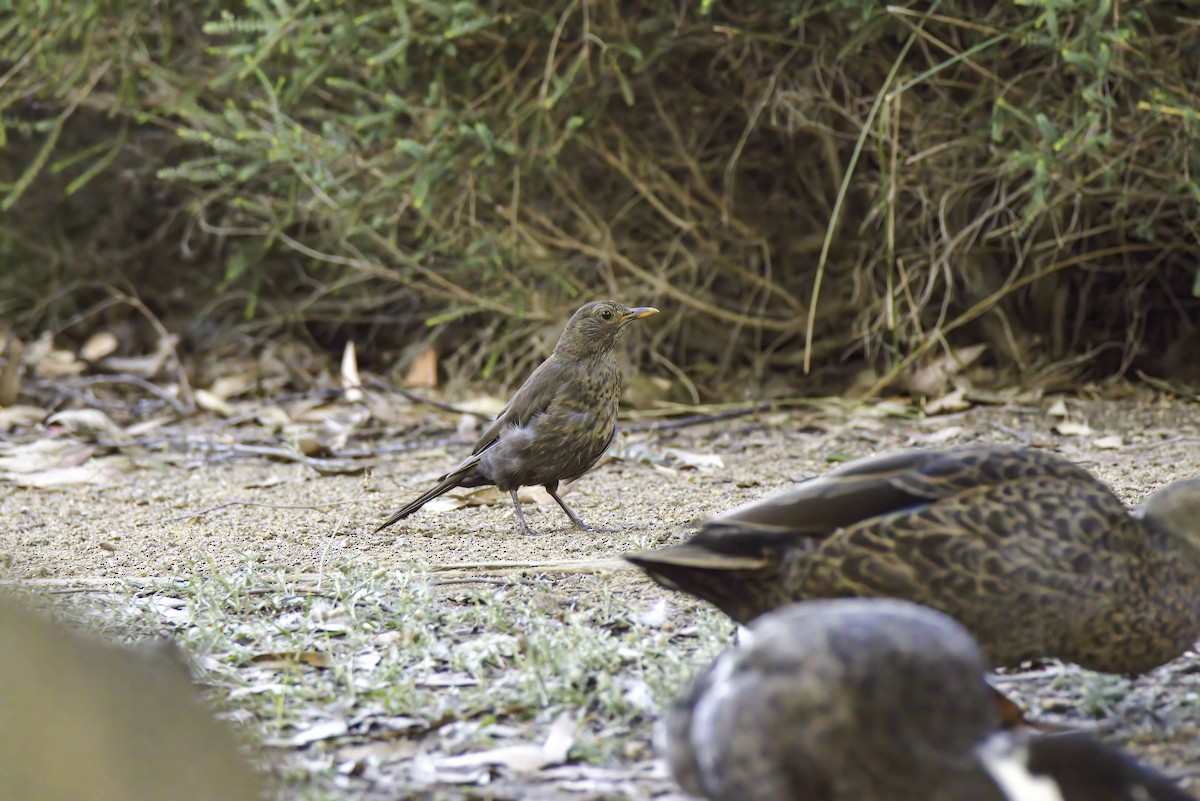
[7, 396, 1200, 581]
[4, 393, 1200, 795]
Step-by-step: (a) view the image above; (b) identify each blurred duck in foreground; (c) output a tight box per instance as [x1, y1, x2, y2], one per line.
[0, 594, 261, 801]
[627, 444, 1200, 675]
[665, 598, 1194, 801]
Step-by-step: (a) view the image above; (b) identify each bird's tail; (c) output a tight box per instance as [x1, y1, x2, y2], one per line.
[374, 472, 466, 533]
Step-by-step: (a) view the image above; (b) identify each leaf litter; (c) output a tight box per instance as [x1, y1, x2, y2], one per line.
[5, 327, 1200, 798]
[413, 712, 577, 784]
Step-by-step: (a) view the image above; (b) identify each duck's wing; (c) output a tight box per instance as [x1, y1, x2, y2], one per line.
[796, 469, 1138, 670]
[468, 355, 564, 455]
[703, 444, 1099, 540]
[634, 446, 1097, 570]
[625, 449, 975, 584]
[625, 446, 1125, 626]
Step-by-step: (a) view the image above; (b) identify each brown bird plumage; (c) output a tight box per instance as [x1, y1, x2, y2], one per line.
[376, 300, 658, 536]
[626, 444, 1200, 674]
[666, 598, 1194, 801]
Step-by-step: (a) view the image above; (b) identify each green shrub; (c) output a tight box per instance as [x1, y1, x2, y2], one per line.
[4, 1, 1200, 392]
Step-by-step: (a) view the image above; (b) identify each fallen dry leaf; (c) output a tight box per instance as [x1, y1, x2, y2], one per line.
[288, 427, 325, 457]
[242, 476, 287, 489]
[456, 412, 482, 440]
[906, 343, 987, 397]
[264, 718, 349, 749]
[923, 388, 971, 416]
[1093, 434, 1124, 450]
[256, 405, 292, 432]
[649, 463, 678, 479]
[425, 712, 576, 778]
[0, 332, 22, 406]
[249, 651, 334, 670]
[317, 405, 370, 452]
[619, 677, 657, 713]
[0, 405, 46, 432]
[637, 598, 669, 628]
[341, 341, 364, 402]
[97, 334, 179, 378]
[38, 350, 86, 377]
[27, 332, 85, 378]
[124, 415, 173, 437]
[416, 673, 480, 689]
[857, 399, 913, 418]
[208, 373, 254, 401]
[0, 441, 95, 473]
[353, 650, 382, 671]
[79, 332, 119, 363]
[336, 738, 420, 767]
[664, 448, 724, 471]
[423, 485, 556, 514]
[226, 683, 291, 701]
[307, 601, 352, 633]
[46, 409, 126, 441]
[346, 712, 426, 736]
[991, 684, 1032, 731]
[1046, 398, 1069, 418]
[458, 395, 507, 418]
[405, 345, 439, 389]
[194, 388, 236, 417]
[0, 456, 133, 488]
[914, 425, 964, 444]
[148, 597, 191, 627]
[1054, 419, 1093, 437]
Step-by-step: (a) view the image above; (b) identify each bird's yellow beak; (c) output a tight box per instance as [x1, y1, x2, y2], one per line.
[622, 306, 659, 321]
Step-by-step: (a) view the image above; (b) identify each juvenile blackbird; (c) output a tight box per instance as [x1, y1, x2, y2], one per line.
[376, 300, 658, 536]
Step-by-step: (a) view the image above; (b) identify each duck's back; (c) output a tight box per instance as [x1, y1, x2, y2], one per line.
[667, 599, 1008, 801]
[796, 451, 1159, 670]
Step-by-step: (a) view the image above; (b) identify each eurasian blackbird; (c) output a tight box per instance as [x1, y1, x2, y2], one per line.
[666, 598, 1193, 801]
[376, 300, 658, 536]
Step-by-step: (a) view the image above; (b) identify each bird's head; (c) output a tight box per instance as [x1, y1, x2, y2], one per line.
[555, 300, 659, 355]
[1134, 476, 1200, 551]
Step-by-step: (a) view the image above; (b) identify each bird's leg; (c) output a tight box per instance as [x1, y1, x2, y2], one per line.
[509, 489, 541, 536]
[545, 482, 594, 531]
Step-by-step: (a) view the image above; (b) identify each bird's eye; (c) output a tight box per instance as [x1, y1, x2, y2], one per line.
[601, 309, 613, 320]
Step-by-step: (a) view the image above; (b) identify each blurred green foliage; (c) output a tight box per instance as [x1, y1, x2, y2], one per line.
[3, 1, 1200, 390]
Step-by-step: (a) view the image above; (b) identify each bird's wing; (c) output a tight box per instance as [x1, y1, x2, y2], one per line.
[695, 444, 1108, 547]
[469, 356, 563, 455]
[802, 470, 1133, 619]
[625, 447, 1053, 593]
